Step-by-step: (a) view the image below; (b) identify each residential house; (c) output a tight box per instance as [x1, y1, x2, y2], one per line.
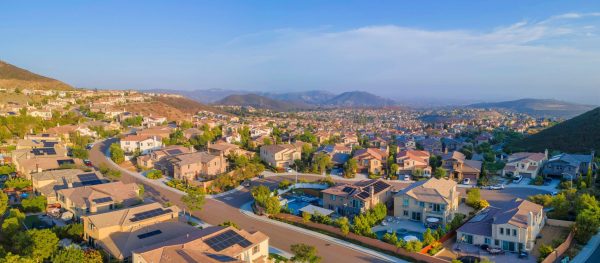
[502, 152, 547, 179]
[315, 144, 352, 167]
[419, 138, 444, 156]
[138, 145, 192, 169]
[132, 226, 270, 263]
[322, 179, 392, 216]
[395, 150, 432, 177]
[393, 178, 459, 225]
[542, 152, 596, 180]
[166, 152, 227, 181]
[120, 135, 163, 155]
[56, 181, 140, 220]
[31, 169, 107, 204]
[259, 144, 301, 168]
[457, 198, 545, 252]
[353, 148, 387, 175]
[442, 151, 482, 181]
[11, 147, 79, 179]
[82, 202, 185, 260]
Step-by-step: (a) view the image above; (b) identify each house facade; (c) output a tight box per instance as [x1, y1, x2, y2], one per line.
[166, 152, 227, 181]
[120, 135, 163, 155]
[395, 150, 432, 177]
[259, 144, 301, 168]
[502, 152, 547, 179]
[322, 179, 392, 216]
[56, 181, 140, 220]
[457, 199, 545, 252]
[393, 178, 459, 225]
[542, 152, 595, 179]
[352, 148, 387, 175]
[442, 151, 482, 181]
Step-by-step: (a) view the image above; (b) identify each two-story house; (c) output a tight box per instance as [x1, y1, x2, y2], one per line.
[502, 152, 547, 179]
[395, 150, 432, 177]
[120, 135, 163, 155]
[322, 179, 392, 216]
[542, 152, 596, 180]
[164, 152, 227, 181]
[457, 198, 545, 252]
[259, 144, 301, 168]
[56, 181, 140, 220]
[353, 148, 388, 175]
[393, 178, 459, 225]
[442, 151, 482, 181]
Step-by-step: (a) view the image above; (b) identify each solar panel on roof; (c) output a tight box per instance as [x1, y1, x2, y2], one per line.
[93, 197, 113, 204]
[357, 192, 370, 199]
[205, 230, 252, 252]
[130, 208, 172, 222]
[342, 187, 354, 193]
[32, 148, 57, 156]
[205, 254, 237, 262]
[166, 149, 183, 155]
[137, 230, 162, 239]
[42, 141, 58, 147]
[78, 173, 99, 181]
[57, 159, 75, 166]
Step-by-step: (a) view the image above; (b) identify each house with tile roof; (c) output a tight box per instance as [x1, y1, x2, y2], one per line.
[353, 148, 388, 175]
[441, 151, 482, 181]
[120, 134, 163, 155]
[56, 181, 141, 220]
[393, 178, 459, 225]
[259, 144, 301, 168]
[132, 226, 270, 263]
[395, 150, 432, 177]
[502, 152, 547, 179]
[164, 151, 227, 181]
[322, 179, 392, 216]
[542, 152, 596, 180]
[32, 169, 107, 204]
[456, 198, 545, 252]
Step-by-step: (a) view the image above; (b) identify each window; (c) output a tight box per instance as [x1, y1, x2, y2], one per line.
[484, 238, 491, 245]
[419, 202, 425, 207]
[331, 195, 336, 201]
[252, 246, 259, 254]
[432, 204, 441, 212]
[494, 239, 499, 246]
[500, 228, 504, 235]
[403, 199, 409, 207]
[512, 229, 517, 236]
[403, 210, 408, 216]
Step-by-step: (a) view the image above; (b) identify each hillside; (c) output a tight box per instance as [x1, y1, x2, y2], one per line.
[324, 91, 397, 107]
[215, 94, 310, 111]
[469, 98, 595, 119]
[263, 90, 336, 105]
[154, 96, 227, 115]
[508, 107, 600, 153]
[0, 60, 73, 90]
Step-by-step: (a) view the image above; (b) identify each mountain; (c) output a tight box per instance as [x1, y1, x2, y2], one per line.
[215, 94, 311, 111]
[324, 91, 398, 107]
[468, 98, 595, 119]
[145, 88, 249, 103]
[507, 107, 600, 153]
[262, 90, 336, 105]
[154, 96, 228, 115]
[0, 60, 73, 90]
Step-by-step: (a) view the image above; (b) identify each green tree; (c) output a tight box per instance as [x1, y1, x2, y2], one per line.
[181, 188, 206, 217]
[146, 170, 163, 179]
[423, 228, 436, 246]
[0, 253, 35, 263]
[71, 147, 89, 159]
[0, 191, 7, 216]
[302, 211, 312, 223]
[336, 217, 350, 236]
[83, 249, 103, 263]
[586, 166, 594, 188]
[574, 206, 600, 243]
[538, 244, 553, 259]
[51, 247, 85, 263]
[466, 188, 482, 209]
[383, 232, 399, 245]
[551, 193, 570, 219]
[4, 178, 31, 190]
[138, 184, 145, 198]
[20, 229, 59, 262]
[1, 217, 20, 236]
[405, 240, 423, 252]
[343, 159, 358, 178]
[109, 143, 125, 164]
[433, 167, 447, 179]
[312, 153, 333, 174]
[290, 243, 321, 263]
[21, 195, 47, 213]
[575, 193, 599, 214]
[264, 196, 281, 215]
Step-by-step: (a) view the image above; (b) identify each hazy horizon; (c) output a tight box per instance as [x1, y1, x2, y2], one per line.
[2, 1, 600, 104]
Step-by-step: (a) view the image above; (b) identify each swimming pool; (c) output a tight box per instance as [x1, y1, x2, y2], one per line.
[375, 229, 423, 241]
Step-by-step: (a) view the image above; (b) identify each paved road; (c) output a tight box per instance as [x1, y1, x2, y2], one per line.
[89, 139, 390, 263]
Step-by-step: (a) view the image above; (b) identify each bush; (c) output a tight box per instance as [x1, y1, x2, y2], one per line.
[405, 240, 423, 252]
[278, 179, 292, 189]
[4, 177, 32, 190]
[146, 170, 163, 180]
[109, 143, 125, 164]
[428, 241, 443, 255]
[538, 244, 553, 260]
[302, 211, 312, 223]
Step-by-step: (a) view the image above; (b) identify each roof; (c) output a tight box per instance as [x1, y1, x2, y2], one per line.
[133, 226, 269, 263]
[121, 134, 160, 142]
[208, 142, 240, 152]
[507, 152, 546, 163]
[299, 205, 334, 216]
[322, 179, 391, 201]
[260, 144, 297, 155]
[353, 148, 387, 160]
[443, 151, 466, 161]
[172, 152, 221, 165]
[32, 169, 106, 196]
[85, 202, 180, 229]
[458, 198, 543, 236]
[397, 178, 457, 204]
[57, 181, 139, 208]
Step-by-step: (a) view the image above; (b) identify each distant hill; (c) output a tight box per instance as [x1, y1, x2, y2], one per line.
[469, 98, 595, 119]
[215, 94, 311, 111]
[145, 88, 249, 103]
[0, 60, 73, 90]
[507, 107, 600, 153]
[154, 96, 228, 115]
[324, 91, 397, 107]
[262, 90, 336, 105]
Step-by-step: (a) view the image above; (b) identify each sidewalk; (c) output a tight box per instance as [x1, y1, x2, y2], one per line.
[571, 229, 600, 263]
[239, 201, 408, 263]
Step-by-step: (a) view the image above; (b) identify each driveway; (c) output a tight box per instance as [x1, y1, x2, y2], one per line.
[89, 139, 396, 263]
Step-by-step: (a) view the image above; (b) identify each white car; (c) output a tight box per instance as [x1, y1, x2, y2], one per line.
[402, 175, 411, 181]
[488, 184, 504, 190]
[513, 175, 523, 184]
[462, 178, 471, 185]
[286, 167, 295, 173]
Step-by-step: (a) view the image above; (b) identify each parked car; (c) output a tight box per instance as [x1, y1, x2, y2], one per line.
[286, 167, 295, 173]
[513, 175, 523, 184]
[462, 178, 471, 185]
[83, 160, 93, 167]
[242, 180, 251, 187]
[488, 184, 504, 190]
[402, 174, 411, 181]
[518, 251, 529, 259]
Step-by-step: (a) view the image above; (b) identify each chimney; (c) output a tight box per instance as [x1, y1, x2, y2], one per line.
[67, 178, 73, 188]
[528, 211, 534, 226]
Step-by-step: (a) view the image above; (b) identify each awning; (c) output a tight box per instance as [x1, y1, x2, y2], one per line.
[299, 204, 334, 216]
[404, 235, 419, 242]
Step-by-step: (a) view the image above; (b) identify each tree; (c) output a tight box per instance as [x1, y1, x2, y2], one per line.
[466, 188, 482, 209]
[290, 243, 321, 263]
[146, 170, 163, 179]
[336, 217, 350, 235]
[71, 147, 88, 159]
[312, 153, 333, 174]
[538, 244, 553, 259]
[575, 193, 599, 214]
[390, 164, 399, 175]
[574, 206, 600, 243]
[181, 188, 206, 217]
[52, 247, 85, 263]
[433, 167, 447, 179]
[21, 195, 47, 213]
[20, 229, 59, 262]
[302, 211, 312, 223]
[109, 143, 125, 164]
[343, 159, 358, 178]
[551, 193, 570, 219]
[0, 191, 7, 216]
[2, 217, 20, 236]
[0, 253, 35, 263]
[264, 196, 281, 215]
[586, 166, 594, 188]
[383, 232, 398, 245]
[83, 249, 103, 263]
[219, 221, 240, 230]
[423, 228, 436, 246]
[138, 184, 145, 198]
[4, 178, 31, 190]
[404, 240, 423, 252]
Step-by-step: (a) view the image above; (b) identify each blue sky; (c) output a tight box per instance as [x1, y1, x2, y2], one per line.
[1, 1, 599, 104]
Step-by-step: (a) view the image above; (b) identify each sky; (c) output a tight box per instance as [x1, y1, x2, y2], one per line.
[1, 1, 600, 105]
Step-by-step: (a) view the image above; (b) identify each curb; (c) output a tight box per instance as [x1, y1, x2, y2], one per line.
[239, 201, 408, 263]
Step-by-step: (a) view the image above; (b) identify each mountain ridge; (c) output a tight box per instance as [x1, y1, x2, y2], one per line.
[468, 98, 595, 118]
[0, 60, 73, 90]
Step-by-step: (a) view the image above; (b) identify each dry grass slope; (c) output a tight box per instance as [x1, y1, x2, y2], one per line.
[0, 60, 73, 90]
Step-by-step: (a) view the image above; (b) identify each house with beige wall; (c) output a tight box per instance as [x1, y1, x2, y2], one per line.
[352, 148, 387, 175]
[456, 198, 545, 252]
[165, 152, 227, 181]
[259, 144, 301, 168]
[322, 179, 392, 216]
[393, 178, 459, 225]
[56, 181, 140, 220]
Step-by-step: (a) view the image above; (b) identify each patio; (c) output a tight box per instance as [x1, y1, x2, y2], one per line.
[372, 216, 427, 234]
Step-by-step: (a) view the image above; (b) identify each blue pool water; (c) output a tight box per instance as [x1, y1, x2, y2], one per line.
[285, 199, 312, 215]
[375, 229, 423, 241]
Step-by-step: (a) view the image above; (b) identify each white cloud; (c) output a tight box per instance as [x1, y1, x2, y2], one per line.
[194, 13, 600, 104]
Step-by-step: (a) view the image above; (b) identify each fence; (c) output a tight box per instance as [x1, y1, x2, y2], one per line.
[540, 231, 574, 263]
[546, 219, 575, 228]
[273, 213, 450, 263]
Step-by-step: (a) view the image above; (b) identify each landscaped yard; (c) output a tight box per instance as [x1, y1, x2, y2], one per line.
[531, 225, 570, 259]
